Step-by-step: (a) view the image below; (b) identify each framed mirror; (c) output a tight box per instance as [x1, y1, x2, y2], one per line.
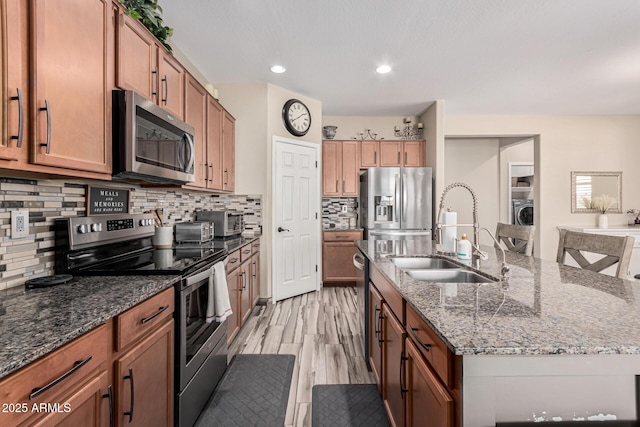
[571, 171, 622, 213]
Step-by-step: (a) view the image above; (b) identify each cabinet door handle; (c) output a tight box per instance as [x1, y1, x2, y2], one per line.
[377, 311, 384, 344]
[335, 179, 338, 193]
[151, 69, 158, 98]
[10, 88, 24, 147]
[39, 100, 51, 154]
[123, 367, 135, 423]
[374, 151, 377, 164]
[400, 353, 409, 397]
[140, 305, 169, 324]
[408, 326, 431, 352]
[224, 169, 229, 186]
[102, 385, 114, 427]
[242, 271, 246, 290]
[29, 356, 92, 400]
[209, 164, 213, 182]
[253, 261, 257, 278]
[373, 305, 380, 337]
[162, 75, 168, 105]
[404, 151, 407, 165]
[397, 150, 400, 164]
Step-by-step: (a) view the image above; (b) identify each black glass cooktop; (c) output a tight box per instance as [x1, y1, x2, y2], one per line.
[63, 239, 227, 276]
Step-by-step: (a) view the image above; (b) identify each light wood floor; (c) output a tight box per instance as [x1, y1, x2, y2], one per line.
[228, 286, 375, 427]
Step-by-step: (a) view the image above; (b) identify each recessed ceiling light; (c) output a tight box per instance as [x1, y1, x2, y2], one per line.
[270, 65, 286, 74]
[376, 65, 392, 74]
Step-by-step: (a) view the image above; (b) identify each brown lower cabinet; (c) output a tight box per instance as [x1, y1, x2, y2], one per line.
[115, 320, 174, 427]
[406, 338, 454, 427]
[226, 239, 262, 345]
[382, 304, 405, 427]
[369, 263, 457, 427]
[323, 230, 363, 283]
[0, 287, 176, 427]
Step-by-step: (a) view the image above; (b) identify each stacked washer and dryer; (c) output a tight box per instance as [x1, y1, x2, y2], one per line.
[510, 163, 534, 227]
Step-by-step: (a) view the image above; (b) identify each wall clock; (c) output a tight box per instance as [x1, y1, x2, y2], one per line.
[282, 99, 311, 137]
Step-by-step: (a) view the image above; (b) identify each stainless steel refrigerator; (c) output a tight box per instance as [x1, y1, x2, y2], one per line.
[359, 167, 433, 241]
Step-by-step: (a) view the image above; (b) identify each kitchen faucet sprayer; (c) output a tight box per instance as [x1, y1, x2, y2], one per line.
[435, 182, 479, 250]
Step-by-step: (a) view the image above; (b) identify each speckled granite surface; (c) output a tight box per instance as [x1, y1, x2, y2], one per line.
[0, 274, 180, 380]
[213, 235, 260, 253]
[356, 239, 640, 356]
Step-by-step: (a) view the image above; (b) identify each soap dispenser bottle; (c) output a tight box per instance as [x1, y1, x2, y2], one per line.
[457, 234, 472, 260]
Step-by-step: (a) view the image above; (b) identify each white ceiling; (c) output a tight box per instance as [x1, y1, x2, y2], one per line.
[161, 0, 640, 116]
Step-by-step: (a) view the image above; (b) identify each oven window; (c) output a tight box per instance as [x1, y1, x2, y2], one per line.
[184, 280, 220, 364]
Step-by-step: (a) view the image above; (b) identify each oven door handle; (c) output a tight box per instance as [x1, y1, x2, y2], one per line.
[186, 266, 214, 286]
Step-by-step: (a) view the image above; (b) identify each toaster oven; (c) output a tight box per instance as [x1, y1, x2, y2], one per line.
[195, 211, 243, 238]
[174, 222, 212, 243]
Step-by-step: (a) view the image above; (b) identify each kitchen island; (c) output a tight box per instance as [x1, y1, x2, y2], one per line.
[356, 239, 640, 425]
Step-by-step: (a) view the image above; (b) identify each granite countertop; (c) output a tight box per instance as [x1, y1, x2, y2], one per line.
[213, 235, 261, 253]
[0, 274, 180, 380]
[356, 239, 640, 356]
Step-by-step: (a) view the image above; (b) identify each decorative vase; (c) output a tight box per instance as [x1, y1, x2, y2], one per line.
[322, 125, 337, 139]
[598, 214, 608, 228]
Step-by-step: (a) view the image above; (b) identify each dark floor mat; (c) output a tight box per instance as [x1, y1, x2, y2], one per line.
[195, 354, 295, 427]
[312, 384, 390, 427]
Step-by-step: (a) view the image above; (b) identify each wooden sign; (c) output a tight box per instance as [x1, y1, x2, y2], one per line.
[87, 186, 130, 215]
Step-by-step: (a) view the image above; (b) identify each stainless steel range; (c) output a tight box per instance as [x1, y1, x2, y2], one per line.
[55, 213, 228, 427]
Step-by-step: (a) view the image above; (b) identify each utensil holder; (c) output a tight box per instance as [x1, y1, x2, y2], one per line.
[152, 226, 173, 248]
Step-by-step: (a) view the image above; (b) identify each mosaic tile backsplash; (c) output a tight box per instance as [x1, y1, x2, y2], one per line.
[322, 197, 358, 230]
[0, 177, 262, 290]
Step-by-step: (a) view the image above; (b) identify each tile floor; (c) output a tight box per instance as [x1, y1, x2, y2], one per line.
[228, 286, 375, 427]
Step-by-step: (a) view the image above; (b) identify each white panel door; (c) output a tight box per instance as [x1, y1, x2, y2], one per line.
[273, 138, 319, 302]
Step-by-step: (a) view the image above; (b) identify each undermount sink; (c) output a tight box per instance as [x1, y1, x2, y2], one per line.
[388, 256, 460, 270]
[406, 269, 496, 283]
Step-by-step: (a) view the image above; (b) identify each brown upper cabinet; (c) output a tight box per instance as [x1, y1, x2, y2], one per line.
[117, 11, 185, 120]
[323, 140, 360, 196]
[222, 111, 236, 191]
[0, 0, 114, 178]
[361, 140, 425, 168]
[184, 74, 208, 188]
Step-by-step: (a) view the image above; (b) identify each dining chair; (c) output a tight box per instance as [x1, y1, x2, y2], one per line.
[494, 222, 536, 256]
[556, 229, 633, 279]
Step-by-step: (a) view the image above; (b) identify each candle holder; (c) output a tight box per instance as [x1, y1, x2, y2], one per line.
[353, 128, 383, 141]
[394, 117, 424, 140]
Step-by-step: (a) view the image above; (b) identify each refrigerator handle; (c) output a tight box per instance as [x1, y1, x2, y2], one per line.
[394, 173, 400, 223]
[402, 173, 407, 223]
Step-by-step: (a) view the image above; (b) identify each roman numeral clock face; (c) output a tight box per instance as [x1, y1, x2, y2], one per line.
[282, 99, 311, 137]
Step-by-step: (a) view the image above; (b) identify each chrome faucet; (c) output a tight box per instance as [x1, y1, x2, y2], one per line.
[435, 182, 480, 252]
[477, 227, 510, 281]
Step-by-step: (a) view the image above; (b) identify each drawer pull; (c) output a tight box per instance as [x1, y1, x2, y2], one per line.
[229, 258, 238, 264]
[140, 305, 169, 324]
[102, 385, 114, 427]
[409, 327, 431, 352]
[29, 355, 93, 400]
[243, 249, 251, 254]
[123, 368, 135, 423]
[335, 235, 351, 239]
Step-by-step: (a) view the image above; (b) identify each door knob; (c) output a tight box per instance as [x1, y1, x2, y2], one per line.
[277, 227, 290, 232]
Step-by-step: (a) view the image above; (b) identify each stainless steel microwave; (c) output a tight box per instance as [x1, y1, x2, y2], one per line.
[112, 90, 195, 184]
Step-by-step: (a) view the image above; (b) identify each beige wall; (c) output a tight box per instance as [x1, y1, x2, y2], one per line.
[421, 101, 445, 203]
[445, 138, 500, 246]
[445, 115, 640, 260]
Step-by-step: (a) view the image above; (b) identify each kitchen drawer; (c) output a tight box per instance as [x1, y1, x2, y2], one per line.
[240, 243, 253, 263]
[369, 263, 403, 323]
[250, 239, 260, 254]
[115, 287, 174, 351]
[323, 230, 362, 242]
[227, 249, 241, 273]
[0, 324, 108, 427]
[406, 303, 454, 388]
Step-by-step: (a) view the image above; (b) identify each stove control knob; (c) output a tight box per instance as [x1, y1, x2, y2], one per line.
[91, 223, 102, 232]
[77, 224, 88, 234]
[147, 219, 154, 226]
